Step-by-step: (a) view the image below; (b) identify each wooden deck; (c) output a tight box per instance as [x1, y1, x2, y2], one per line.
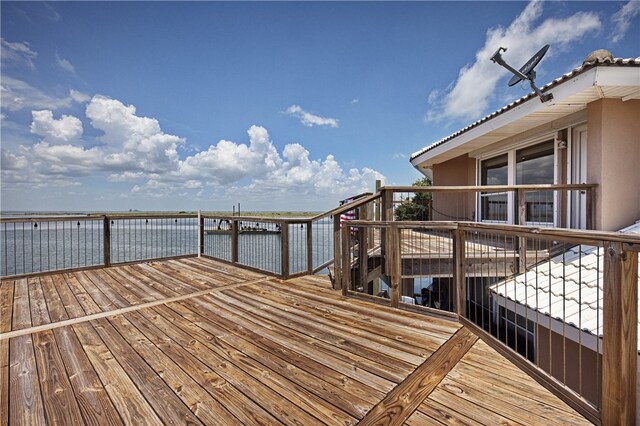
[1, 257, 591, 425]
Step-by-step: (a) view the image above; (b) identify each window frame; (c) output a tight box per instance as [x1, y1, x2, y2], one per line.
[476, 133, 559, 225]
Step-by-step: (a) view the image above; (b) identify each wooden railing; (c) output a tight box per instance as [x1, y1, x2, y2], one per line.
[336, 219, 639, 425]
[0, 193, 383, 279]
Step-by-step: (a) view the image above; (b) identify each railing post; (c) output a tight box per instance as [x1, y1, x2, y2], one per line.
[517, 189, 527, 272]
[103, 216, 111, 268]
[341, 224, 351, 296]
[602, 242, 637, 426]
[198, 210, 204, 257]
[389, 225, 401, 308]
[586, 187, 594, 230]
[280, 222, 289, 279]
[333, 215, 342, 290]
[358, 207, 368, 292]
[381, 188, 393, 276]
[231, 219, 239, 264]
[306, 220, 313, 274]
[452, 228, 466, 316]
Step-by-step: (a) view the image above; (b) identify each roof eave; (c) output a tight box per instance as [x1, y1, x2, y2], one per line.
[411, 61, 640, 169]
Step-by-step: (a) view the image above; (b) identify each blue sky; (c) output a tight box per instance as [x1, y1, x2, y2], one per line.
[1, 1, 638, 212]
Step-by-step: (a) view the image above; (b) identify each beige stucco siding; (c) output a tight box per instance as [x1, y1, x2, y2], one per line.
[587, 98, 640, 231]
[432, 155, 476, 221]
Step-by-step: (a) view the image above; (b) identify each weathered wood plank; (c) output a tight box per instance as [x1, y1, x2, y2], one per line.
[53, 325, 123, 426]
[427, 387, 526, 426]
[235, 283, 435, 363]
[137, 305, 322, 426]
[116, 265, 183, 297]
[103, 267, 165, 301]
[213, 288, 411, 383]
[79, 270, 129, 310]
[276, 278, 460, 336]
[180, 257, 264, 280]
[1, 278, 267, 341]
[178, 294, 395, 393]
[32, 329, 84, 425]
[73, 322, 163, 425]
[39, 275, 69, 323]
[417, 398, 481, 426]
[9, 334, 46, 425]
[73, 271, 119, 312]
[0, 339, 9, 426]
[164, 298, 385, 406]
[142, 304, 358, 425]
[358, 327, 478, 426]
[27, 278, 50, 327]
[0, 280, 14, 333]
[108, 313, 239, 426]
[11, 278, 31, 331]
[244, 281, 445, 356]
[233, 284, 426, 365]
[64, 273, 102, 315]
[50, 274, 85, 320]
[125, 308, 280, 426]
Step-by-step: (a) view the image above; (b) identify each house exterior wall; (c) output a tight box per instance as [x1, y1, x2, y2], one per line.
[536, 326, 600, 406]
[587, 98, 640, 231]
[431, 155, 476, 221]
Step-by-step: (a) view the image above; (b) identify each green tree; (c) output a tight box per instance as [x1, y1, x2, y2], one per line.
[395, 177, 432, 221]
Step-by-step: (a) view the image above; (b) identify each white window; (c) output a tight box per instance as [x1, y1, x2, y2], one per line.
[478, 139, 556, 225]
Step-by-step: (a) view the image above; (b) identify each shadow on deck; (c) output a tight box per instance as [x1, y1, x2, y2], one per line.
[1, 257, 591, 425]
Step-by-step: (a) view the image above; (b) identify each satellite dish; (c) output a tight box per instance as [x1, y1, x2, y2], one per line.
[508, 44, 550, 87]
[491, 44, 553, 103]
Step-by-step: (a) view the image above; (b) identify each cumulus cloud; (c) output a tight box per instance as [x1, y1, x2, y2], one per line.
[285, 105, 339, 127]
[1, 38, 37, 69]
[30, 110, 83, 143]
[55, 53, 75, 73]
[3, 94, 383, 205]
[86, 95, 184, 173]
[611, 1, 640, 43]
[426, 1, 601, 123]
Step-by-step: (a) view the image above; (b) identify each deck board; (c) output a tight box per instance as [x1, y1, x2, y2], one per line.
[1, 257, 593, 425]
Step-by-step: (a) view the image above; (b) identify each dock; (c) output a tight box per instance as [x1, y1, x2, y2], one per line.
[1, 257, 591, 425]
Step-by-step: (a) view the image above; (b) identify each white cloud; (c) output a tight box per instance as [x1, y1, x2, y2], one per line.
[3, 94, 383, 204]
[69, 89, 90, 104]
[1, 38, 37, 69]
[86, 95, 184, 173]
[611, 1, 640, 43]
[285, 105, 339, 127]
[0, 76, 73, 111]
[426, 1, 601, 123]
[350, 98, 359, 104]
[392, 153, 407, 160]
[55, 53, 75, 74]
[30, 110, 83, 143]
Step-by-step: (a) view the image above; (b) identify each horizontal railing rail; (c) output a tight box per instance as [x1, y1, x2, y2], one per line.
[380, 184, 597, 229]
[336, 218, 638, 425]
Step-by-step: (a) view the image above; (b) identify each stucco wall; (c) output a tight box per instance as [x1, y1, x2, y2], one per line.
[431, 155, 476, 221]
[587, 99, 640, 231]
[536, 326, 600, 406]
